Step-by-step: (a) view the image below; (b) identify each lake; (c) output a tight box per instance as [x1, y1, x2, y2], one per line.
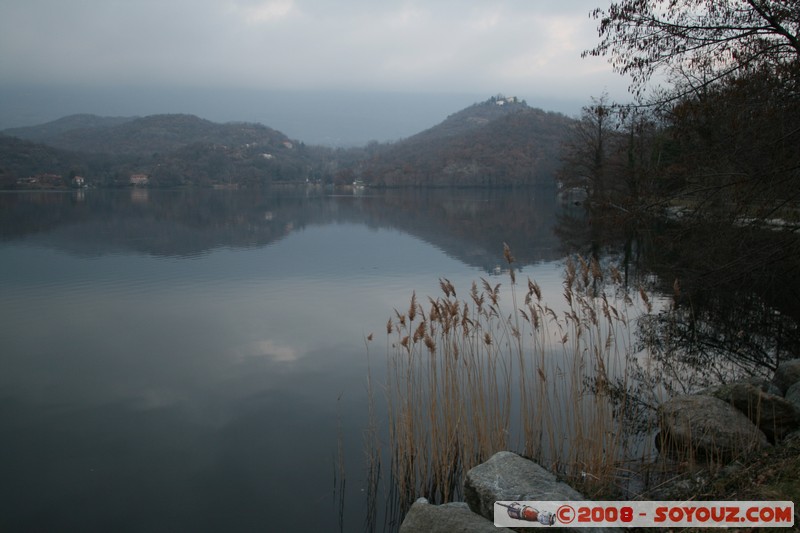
[1, 187, 590, 532]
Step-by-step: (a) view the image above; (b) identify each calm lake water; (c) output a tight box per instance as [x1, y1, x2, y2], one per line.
[0, 187, 578, 532]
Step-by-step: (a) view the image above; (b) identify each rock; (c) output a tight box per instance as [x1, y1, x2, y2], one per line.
[658, 395, 769, 461]
[785, 382, 800, 410]
[784, 429, 800, 442]
[704, 380, 800, 442]
[399, 497, 512, 533]
[464, 451, 583, 519]
[702, 377, 781, 397]
[773, 358, 800, 394]
[464, 451, 619, 532]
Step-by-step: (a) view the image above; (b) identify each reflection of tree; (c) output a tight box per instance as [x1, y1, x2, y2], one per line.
[639, 221, 800, 376]
[638, 294, 797, 388]
[556, 203, 800, 380]
[554, 201, 653, 289]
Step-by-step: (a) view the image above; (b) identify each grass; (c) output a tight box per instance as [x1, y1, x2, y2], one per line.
[706, 437, 800, 508]
[629, 437, 800, 531]
[379, 246, 661, 510]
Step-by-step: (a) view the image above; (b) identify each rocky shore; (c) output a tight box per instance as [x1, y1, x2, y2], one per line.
[399, 359, 800, 531]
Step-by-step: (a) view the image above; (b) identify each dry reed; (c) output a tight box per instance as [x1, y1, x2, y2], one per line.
[334, 392, 346, 532]
[382, 251, 659, 508]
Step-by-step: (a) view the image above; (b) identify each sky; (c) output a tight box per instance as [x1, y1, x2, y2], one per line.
[0, 0, 633, 144]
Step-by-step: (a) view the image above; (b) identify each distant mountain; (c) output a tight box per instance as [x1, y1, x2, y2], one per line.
[345, 96, 574, 187]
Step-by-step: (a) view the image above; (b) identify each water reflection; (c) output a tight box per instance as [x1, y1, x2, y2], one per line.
[0, 187, 570, 533]
[6, 188, 794, 531]
[0, 187, 563, 270]
[554, 201, 800, 379]
[131, 187, 148, 204]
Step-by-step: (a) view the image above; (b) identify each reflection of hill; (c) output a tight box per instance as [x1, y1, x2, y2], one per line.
[350, 188, 564, 270]
[0, 189, 565, 271]
[0, 190, 323, 257]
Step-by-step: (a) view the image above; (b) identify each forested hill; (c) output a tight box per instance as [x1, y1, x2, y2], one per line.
[0, 114, 330, 188]
[411, 95, 533, 141]
[345, 96, 574, 187]
[4, 114, 290, 156]
[1, 97, 574, 189]
[0, 134, 92, 188]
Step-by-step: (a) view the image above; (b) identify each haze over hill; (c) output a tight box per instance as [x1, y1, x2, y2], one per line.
[0, 87, 585, 147]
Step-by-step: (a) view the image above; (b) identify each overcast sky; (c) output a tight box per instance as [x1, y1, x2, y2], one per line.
[0, 0, 633, 142]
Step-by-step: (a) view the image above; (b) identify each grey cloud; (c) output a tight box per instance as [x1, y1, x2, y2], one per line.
[0, 0, 629, 102]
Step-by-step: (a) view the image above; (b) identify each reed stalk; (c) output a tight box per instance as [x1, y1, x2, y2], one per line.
[380, 251, 666, 511]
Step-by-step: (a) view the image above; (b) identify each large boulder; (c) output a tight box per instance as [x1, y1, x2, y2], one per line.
[786, 382, 800, 410]
[773, 359, 800, 395]
[704, 380, 800, 442]
[399, 498, 512, 533]
[464, 451, 619, 532]
[702, 376, 781, 397]
[658, 395, 769, 461]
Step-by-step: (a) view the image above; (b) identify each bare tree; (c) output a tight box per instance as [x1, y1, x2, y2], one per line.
[558, 95, 618, 205]
[559, 94, 666, 212]
[584, 0, 800, 95]
[573, 0, 800, 377]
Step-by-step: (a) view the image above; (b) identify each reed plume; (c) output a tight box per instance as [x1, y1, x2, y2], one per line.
[378, 249, 664, 511]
